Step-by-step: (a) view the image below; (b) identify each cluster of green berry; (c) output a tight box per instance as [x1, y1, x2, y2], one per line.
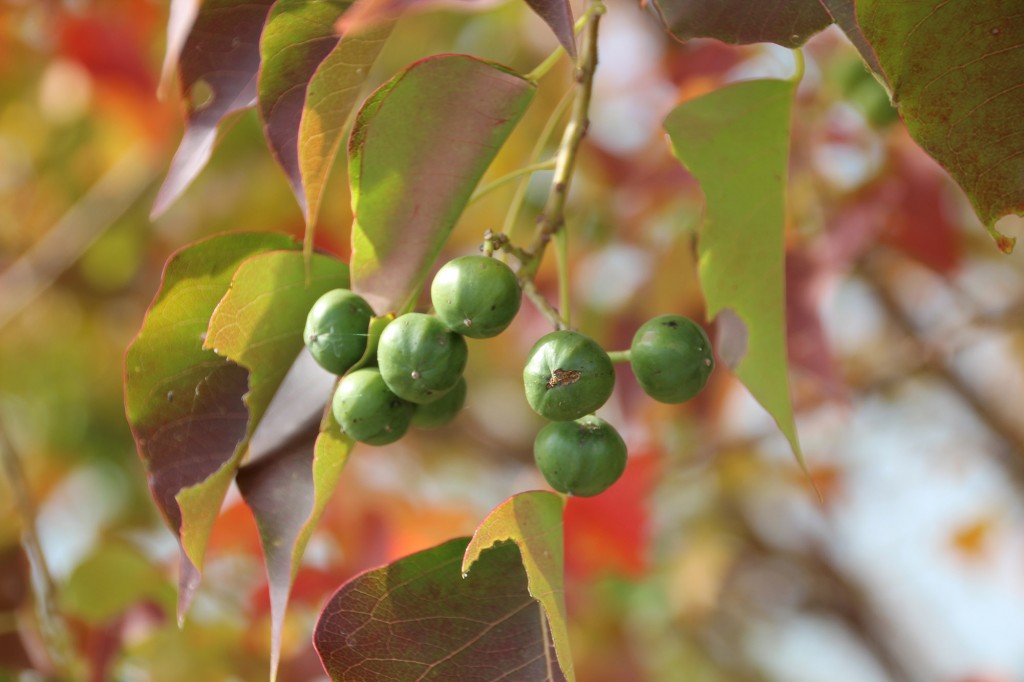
[303, 252, 715, 498]
[522, 315, 714, 497]
[303, 255, 521, 445]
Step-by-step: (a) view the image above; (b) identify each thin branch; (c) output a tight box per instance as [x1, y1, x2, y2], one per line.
[520, 2, 604, 279]
[0, 420, 84, 680]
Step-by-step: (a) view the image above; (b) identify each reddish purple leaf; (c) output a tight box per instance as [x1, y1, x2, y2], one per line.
[315, 538, 566, 682]
[651, 0, 832, 47]
[124, 232, 296, 617]
[522, 0, 576, 59]
[151, 0, 276, 218]
[158, 0, 201, 99]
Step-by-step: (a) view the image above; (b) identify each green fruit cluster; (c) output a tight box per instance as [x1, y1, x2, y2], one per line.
[304, 255, 522, 446]
[526, 315, 714, 498]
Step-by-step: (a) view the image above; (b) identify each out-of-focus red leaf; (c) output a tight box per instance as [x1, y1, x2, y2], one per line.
[786, 251, 844, 401]
[151, 0, 276, 218]
[58, 15, 156, 94]
[879, 141, 962, 274]
[564, 453, 656, 580]
[314, 538, 566, 682]
[652, 0, 832, 47]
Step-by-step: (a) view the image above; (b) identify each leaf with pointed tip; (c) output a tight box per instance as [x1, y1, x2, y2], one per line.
[124, 232, 296, 617]
[664, 79, 804, 466]
[205, 249, 351, 680]
[152, 0, 276, 218]
[463, 491, 573, 682]
[236, 412, 352, 681]
[858, 0, 1024, 253]
[522, 0, 576, 59]
[817, 0, 885, 80]
[651, 0, 831, 47]
[349, 54, 535, 314]
[258, 0, 392, 231]
[314, 537, 566, 682]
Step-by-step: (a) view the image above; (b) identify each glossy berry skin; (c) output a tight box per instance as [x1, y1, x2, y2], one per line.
[523, 330, 614, 421]
[630, 315, 714, 403]
[431, 255, 522, 338]
[411, 376, 467, 430]
[304, 289, 374, 375]
[377, 313, 468, 404]
[533, 416, 627, 497]
[331, 368, 415, 445]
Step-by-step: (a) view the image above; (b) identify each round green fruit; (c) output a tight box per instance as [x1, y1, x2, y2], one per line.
[430, 255, 522, 338]
[304, 289, 374, 375]
[630, 314, 714, 403]
[523, 330, 615, 421]
[331, 368, 415, 445]
[377, 313, 468, 404]
[411, 376, 467, 430]
[533, 416, 627, 497]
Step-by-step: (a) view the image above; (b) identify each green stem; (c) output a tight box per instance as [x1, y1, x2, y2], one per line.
[607, 350, 631, 364]
[522, 279, 565, 330]
[520, 1, 604, 280]
[470, 160, 557, 204]
[554, 228, 571, 328]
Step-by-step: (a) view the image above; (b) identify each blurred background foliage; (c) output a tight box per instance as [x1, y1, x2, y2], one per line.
[2, 0, 1024, 681]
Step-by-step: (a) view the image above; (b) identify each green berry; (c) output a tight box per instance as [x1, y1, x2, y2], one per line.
[377, 313, 468, 404]
[431, 255, 522, 338]
[629, 315, 713, 403]
[533, 416, 627, 497]
[411, 376, 467, 430]
[523, 330, 615, 421]
[332, 368, 415, 445]
[304, 289, 374, 375]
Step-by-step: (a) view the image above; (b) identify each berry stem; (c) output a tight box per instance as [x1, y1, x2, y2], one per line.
[606, 350, 631, 364]
[554, 228, 571, 328]
[470, 159, 557, 204]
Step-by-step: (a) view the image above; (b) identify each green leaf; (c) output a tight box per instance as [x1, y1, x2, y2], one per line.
[314, 538, 566, 681]
[125, 232, 296, 617]
[651, 0, 831, 47]
[664, 79, 803, 466]
[462, 491, 573, 682]
[205, 249, 351, 681]
[349, 54, 535, 314]
[61, 544, 175, 623]
[858, 0, 1024, 252]
[205, 250, 349, 432]
[258, 0, 392, 234]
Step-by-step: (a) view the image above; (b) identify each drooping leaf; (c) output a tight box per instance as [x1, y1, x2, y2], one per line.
[462, 491, 573, 682]
[236, 412, 352, 681]
[151, 0, 276, 218]
[664, 79, 803, 465]
[205, 249, 351, 680]
[651, 0, 832, 47]
[314, 537, 566, 682]
[857, 0, 1024, 252]
[349, 54, 535, 314]
[258, 0, 391, 231]
[125, 232, 295, 617]
[522, 0, 576, 59]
